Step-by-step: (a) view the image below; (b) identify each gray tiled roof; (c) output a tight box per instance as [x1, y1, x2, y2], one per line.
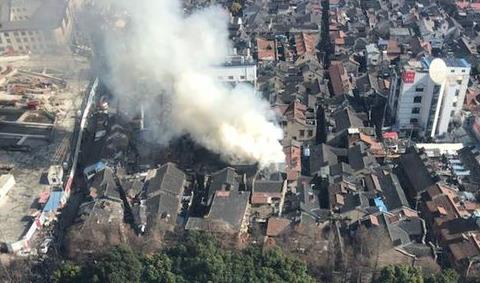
[146, 163, 185, 198]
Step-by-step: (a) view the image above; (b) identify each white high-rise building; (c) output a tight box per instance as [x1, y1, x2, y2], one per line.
[390, 57, 470, 137]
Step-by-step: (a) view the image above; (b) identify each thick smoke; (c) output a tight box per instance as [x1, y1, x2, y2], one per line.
[97, 0, 284, 167]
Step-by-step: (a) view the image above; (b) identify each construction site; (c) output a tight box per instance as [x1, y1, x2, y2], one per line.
[0, 54, 90, 253]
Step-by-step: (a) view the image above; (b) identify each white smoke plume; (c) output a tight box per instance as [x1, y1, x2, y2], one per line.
[97, 0, 285, 167]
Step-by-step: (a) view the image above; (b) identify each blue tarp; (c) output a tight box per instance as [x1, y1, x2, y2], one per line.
[43, 191, 63, 212]
[83, 161, 106, 178]
[374, 197, 388, 212]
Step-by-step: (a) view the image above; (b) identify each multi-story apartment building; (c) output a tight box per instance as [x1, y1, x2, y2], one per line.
[390, 57, 470, 137]
[0, 0, 78, 54]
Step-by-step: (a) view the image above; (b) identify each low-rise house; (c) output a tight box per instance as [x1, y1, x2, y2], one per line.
[266, 217, 292, 237]
[329, 180, 371, 223]
[308, 143, 346, 176]
[366, 43, 381, 66]
[421, 184, 470, 238]
[328, 61, 352, 96]
[333, 106, 367, 134]
[88, 167, 122, 203]
[396, 148, 436, 202]
[420, 183, 480, 276]
[283, 140, 302, 182]
[250, 177, 287, 222]
[347, 143, 377, 173]
[364, 169, 410, 211]
[294, 32, 318, 57]
[256, 36, 276, 61]
[142, 163, 186, 233]
[351, 207, 431, 258]
[282, 100, 316, 142]
[77, 167, 124, 226]
[390, 27, 413, 44]
[186, 167, 250, 234]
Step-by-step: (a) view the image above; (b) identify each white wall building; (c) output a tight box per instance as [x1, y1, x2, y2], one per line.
[0, 174, 15, 202]
[212, 55, 257, 87]
[390, 57, 470, 137]
[0, 0, 79, 54]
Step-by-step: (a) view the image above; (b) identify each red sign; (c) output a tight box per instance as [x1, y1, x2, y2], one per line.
[402, 71, 416, 83]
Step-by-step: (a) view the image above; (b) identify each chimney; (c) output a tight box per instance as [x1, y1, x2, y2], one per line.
[140, 104, 145, 130]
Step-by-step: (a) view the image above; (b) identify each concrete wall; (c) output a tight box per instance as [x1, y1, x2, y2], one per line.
[0, 174, 15, 202]
[212, 64, 257, 86]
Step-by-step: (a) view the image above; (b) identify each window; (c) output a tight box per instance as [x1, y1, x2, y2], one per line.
[20, 31, 25, 36]
[228, 76, 234, 80]
[308, 130, 313, 136]
[462, 69, 466, 73]
[410, 118, 418, 123]
[451, 70, 455, 73]
[411, 107, 420, 114]
[240, 75, 246, 80]
[6, 39, 11, 44]
[450, 111, 455, 117]
[299, 130, 305, 137]
[457, 80, 462, 85]
[13, 32, 18, 36]
[455, 90, 460, 96]
[413, 96, 422, 103]
[3, 32, 8, 37]
[453, 102, 457, 107]
[415, 87, 424, 92]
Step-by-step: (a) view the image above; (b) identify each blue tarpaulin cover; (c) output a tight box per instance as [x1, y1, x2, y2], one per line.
[43, 191, 63, 212]
[374, 197, 388, 212]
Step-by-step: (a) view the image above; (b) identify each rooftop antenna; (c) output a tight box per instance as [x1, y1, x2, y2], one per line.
[428, 58, 448, 138]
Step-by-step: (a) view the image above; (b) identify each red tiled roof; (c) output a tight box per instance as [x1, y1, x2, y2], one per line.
[369, 214, 379, 226]
[328, 61, 349, 96]
[387, 40, 401, 55]
[256, 37, 275, 61]
[438, 206, 447, 215]
[216, 191, 230, 197]
[284, 100, 307, 124]
[449, 237, 480, 261]
[335, 194, 345, 205]
[266, 217, 291, 237]
[295, 32, 318, 56]
[284, 143, 301, 181]
[334, 37, 345, 45]
[251, 192, 282, 204]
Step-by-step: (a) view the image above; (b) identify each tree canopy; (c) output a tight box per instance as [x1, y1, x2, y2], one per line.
[52, 231, 314, 283]
[374, 265, 460, 283]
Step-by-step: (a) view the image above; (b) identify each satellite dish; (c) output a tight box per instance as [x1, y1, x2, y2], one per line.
[429, 58, 448, 85]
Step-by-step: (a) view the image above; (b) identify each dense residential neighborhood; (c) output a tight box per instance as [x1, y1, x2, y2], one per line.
[1, 0, 480, 282]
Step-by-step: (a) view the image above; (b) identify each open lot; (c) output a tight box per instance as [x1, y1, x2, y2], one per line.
[0, 54, 90, 245]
